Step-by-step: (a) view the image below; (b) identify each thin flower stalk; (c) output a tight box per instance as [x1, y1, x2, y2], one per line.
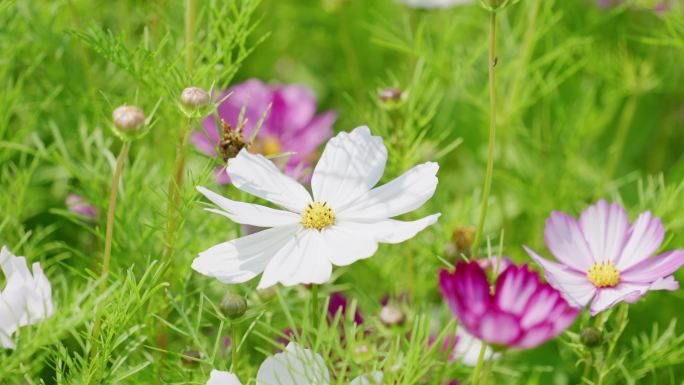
[472, 10, 498, 257]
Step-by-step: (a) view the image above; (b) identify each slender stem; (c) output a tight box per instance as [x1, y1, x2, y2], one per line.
[184, 0, 196, 74]
[311, 284, 319, 327]
[231, 321, 239, 372]
[472, 11, 498, 257]
[92, 141, 130, 349]
[471, 341, 489, 385]
[163, 120, 192, 260]
[603, 94, 639, 185]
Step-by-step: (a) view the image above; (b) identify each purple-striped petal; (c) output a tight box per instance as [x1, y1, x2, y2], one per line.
[614, 211, 664, 270]
[579, 200, 630, 264]
[524, 246, 596, 307]
[479, 310, 521, 346]
[620, 250, 684, 284]
[544, 211, 594, 271]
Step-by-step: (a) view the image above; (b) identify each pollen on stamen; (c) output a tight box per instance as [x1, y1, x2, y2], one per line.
[301, 202, 336, 231]
[587, 261, 620, 288]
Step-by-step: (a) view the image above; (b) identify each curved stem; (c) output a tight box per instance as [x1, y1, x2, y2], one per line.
[472, 11, 498, 257]
[184, 0, 196, 74]
[311, 284, 319, 327]
[603, 95, 638, 185]
[231, 321, 239, 372]
[471, 341, 489, 385]
[92, 141, 130, 349]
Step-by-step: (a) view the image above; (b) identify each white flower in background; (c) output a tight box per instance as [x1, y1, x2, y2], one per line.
[207, 370, 242, 385]
[452, 328, 499, 367]
[193, 126, 440, 288]
[207, 342, 382, 385]
[0, 246, 54, 349]
[398, 0, 474, 9]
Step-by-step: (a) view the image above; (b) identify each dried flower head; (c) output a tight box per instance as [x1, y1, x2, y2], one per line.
[218, 120, 247, 162]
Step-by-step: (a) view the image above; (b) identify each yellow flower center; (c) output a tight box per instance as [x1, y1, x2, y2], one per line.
[587, 261, 620, 288]
[251, 137, 282, 157]
[301, 202, 336, 231]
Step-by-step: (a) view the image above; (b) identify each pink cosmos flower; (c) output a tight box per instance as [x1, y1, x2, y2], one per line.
[525, 200, 684, 316]
[191, 79, 336, 184]
[65, 194, 98, 219]
[439, 260, 578, 349]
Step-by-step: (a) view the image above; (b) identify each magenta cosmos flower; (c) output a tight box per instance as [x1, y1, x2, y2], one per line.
[439, 260, 578, 349]
[525, 200, 684, 316]
[65, 194, 98, 219]
[191, 79, 336, 184]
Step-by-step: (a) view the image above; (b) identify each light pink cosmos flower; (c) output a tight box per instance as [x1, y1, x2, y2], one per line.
[525, 200, 684, 316]
[439, 260, 578, 349]
[191, 79, 336, 184]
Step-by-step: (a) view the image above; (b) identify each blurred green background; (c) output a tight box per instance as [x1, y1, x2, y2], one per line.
[1, 0, 684, 383]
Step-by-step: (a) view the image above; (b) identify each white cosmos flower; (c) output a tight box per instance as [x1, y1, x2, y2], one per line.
[397, 0, 474, 9]
[207, 342, 383, 385]
[0, 246, 54, 349]
[193, 126, 440, 288]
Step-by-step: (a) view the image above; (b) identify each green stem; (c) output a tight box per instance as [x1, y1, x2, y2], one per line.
[603, 94, 639, 185]
[184, 0, 196, 74]
[91, 141, 130, 351]
[311, 284, 319, 327]
[472, 11, 498, 257]
[471, 341, 489, 385]
[231, 321, 239, 372]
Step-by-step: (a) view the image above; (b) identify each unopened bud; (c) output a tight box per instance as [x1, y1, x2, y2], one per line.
[112, 105, 145, 132]
[447, 226, 475, 257]
[580, 327, 602, 347]
[257, 285, 278, 302]
[379, 87, 402, 103]
[221, 293, 247, 319]
[181, 350, 202, 366]
[181, 86, 211, 108]
[380, 304, 405, 326]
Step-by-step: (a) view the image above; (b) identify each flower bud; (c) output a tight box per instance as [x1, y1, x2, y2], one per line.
[380, 304, 405, 326]
[221, 293, 247, 319]
[112, 105, 145, 132]
[580, 326, 602, 347]
[379, 87, 402, 103]
[257, 285, 278, 302]
[445, 225, 475, 258]
[181, 86, 211, 108]
[181, 350, 202, 366]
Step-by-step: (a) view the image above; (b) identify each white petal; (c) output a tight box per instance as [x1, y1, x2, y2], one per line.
[323, 215, 439, 267]
[578, 200, 629, 264]
[197, 186, 301, 227]
[256, 342, 330, 385]
[320, 224, 379, 267]
[454, 328, 498, 367]
[0, 246, 53, 349]
[228, 150, 312, 212]
[359, 214, 441, 243]
[338, 162, 438, 219]
[350, 372, 384, 385]
[312, 126, 387, 209]
[258, 230, 332, 288]
[193, 226, 299, 284]
[207, 370, 243, 385]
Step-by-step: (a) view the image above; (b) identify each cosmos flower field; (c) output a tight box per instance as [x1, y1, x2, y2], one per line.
[2, 0, 684, 384]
